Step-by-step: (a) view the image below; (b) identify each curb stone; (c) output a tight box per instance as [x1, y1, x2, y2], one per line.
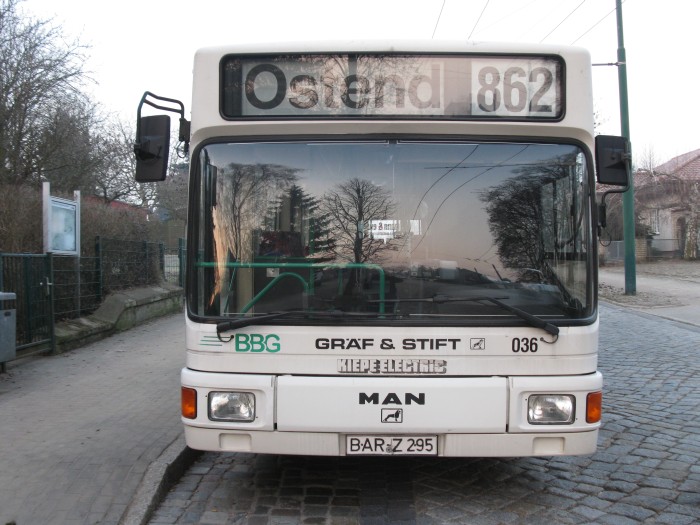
[121, 435, 202, 525]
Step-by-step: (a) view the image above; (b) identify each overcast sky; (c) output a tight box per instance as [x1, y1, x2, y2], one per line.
[21, 0, 699, 165]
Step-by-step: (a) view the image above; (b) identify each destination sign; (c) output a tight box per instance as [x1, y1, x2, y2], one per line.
[221, 53, 563, 120]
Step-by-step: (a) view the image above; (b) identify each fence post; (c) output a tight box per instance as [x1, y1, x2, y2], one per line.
[74, 255, 81, 318]
[22, 256, 31, 344]
[159, 242, 165, 278]
[47, 252, 56, 355]
[95, 236, 103, 303]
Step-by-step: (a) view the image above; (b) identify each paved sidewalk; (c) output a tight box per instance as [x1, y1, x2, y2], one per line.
[0, 313, 187, 525]
[599, 260, 700, 327]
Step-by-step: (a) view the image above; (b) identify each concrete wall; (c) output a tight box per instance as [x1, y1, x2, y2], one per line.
[54, 284, 184, 353]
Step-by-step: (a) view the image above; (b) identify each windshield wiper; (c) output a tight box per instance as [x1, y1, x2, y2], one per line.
[370, 295, 559, 337]
[217, 311, 309, 333]
[440, 295, 559, 336]
[216, 310, 405, 337]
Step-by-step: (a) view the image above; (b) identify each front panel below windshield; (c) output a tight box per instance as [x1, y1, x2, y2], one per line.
[190, 140, 592, 325]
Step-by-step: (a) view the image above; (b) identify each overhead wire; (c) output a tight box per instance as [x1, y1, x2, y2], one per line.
[474, 0, 538, 36]
[468, 1, 490, 40]
[396, 146, 480, 256]
[456, 0, 620, 47]
[570, 1, 623, 45]
[539, 0, 586, 43]
[411, 145, 530, 254]
[432, 0, 446, 39]
[410, 146, 480, 222]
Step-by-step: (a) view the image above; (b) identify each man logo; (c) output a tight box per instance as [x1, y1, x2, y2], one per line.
[382, 408, 403, 423]
[358, 392, 425, 405]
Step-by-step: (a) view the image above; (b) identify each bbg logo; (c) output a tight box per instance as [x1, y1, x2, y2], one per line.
[234, 334, 281, 353]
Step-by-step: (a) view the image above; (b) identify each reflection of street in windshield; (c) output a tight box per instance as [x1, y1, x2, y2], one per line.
[304, 268, 572, 319]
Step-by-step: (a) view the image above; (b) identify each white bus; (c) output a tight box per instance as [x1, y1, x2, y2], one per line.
[135, 41, 629, 457]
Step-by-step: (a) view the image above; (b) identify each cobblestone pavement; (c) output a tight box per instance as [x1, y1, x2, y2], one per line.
[148, 304, 700, 525]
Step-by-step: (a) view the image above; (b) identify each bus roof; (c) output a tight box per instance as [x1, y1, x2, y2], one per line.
[195, 40, 590, 56]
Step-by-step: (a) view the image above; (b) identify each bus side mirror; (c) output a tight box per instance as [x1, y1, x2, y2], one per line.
[595, 135, 630, 186]
[134, 115, 171, 182]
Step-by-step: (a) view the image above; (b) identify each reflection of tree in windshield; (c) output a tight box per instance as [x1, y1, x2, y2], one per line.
[479, 152, 580, 282]
[260, 184, 333, 258]
[321, 177, 396, 294]
[210, 162, 298, 303]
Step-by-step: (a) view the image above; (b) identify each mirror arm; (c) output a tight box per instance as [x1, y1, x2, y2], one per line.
[135, 91, 190, 156]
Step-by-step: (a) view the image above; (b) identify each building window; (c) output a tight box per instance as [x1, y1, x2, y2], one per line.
[649, 209, 660, 235]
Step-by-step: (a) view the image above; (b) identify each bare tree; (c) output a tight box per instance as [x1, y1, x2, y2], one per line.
[635, 145, 660, 174]
[154, 160, 189, 222]
[0, 0, 91, 186]
[209, 162, 298, 305]
[91, 117, 160, 207]
[479, 152, 588, 279]
[634, 147, 698, 260]
[39, 97, 105, 194]
[638, 170, 699, 260]
[321, 178, 396, 294]
[323, 178, 396, 263]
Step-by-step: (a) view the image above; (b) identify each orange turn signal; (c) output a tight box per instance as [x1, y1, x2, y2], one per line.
[586, 391, 602, 423]
[181, 387, 197, 419]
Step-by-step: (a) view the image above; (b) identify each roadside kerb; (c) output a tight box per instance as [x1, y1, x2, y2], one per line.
[121, 436, 201, 525]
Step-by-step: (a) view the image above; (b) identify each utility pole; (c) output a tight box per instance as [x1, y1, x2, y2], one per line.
[617, 0, 636, 294]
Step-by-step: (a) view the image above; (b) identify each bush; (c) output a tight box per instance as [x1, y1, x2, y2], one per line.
[81, 196, 159, 252]
[0, 184, 158, 254]
[0, 185, 43, 253]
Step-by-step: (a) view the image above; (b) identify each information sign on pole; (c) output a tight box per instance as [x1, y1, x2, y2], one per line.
[42, 182, 81, 255]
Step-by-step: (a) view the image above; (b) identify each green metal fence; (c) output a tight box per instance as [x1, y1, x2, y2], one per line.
[53, 253, 101, 321]
[0, 253, 54, 355]
[0, 237, 184, 361]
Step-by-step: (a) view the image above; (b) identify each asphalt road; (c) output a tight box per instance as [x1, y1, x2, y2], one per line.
[148, 304, 700, 525]
[599, 263, 700, 327]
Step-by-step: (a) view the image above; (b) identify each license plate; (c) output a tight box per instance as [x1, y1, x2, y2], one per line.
[346, 435, 438, 456]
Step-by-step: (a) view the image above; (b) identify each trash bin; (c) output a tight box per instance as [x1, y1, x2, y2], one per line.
[0, 292, 17, 366]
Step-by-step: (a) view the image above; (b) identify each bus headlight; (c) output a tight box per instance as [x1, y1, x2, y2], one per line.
[528, 395, 575, 425]
[208, 392, 256, 422]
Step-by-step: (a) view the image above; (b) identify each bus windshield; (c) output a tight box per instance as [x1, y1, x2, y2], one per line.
[190, 140, 593, 325]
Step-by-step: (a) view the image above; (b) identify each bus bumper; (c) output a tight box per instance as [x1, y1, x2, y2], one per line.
[183, 426, 599, 456]
[181, 368, 602, 457]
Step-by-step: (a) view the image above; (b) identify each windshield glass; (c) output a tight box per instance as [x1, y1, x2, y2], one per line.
[190, 140, 593, 324]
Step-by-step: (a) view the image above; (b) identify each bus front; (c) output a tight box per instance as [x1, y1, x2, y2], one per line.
[181, 43, 603, 457]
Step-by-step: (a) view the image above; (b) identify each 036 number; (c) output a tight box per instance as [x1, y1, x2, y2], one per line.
[512, 337, 539, 353]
